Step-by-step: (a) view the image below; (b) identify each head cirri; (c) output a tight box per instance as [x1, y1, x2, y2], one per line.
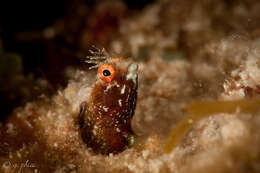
[79, 56, 138, 154]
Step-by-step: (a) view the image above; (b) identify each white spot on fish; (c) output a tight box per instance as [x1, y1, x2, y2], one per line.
[118, 99, 122, 107]
[103, 106, 109, 112]
[121, 85, 126, 94]
[105, 85, 112, 92]
[116, 128, 121, 133]
[126, 93, 130, 101]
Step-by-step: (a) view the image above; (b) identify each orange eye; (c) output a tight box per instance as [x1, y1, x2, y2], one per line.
[98, 64, 116, 82]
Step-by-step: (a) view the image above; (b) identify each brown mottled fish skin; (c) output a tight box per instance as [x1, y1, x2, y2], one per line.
[79, 58, 138, 154]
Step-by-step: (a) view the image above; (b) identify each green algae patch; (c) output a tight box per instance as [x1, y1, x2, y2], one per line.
[165, 99, 260, 154]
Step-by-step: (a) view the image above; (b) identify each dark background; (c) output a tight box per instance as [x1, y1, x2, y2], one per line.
[0, 0, 155, 121]
[0, 0, 154, 74]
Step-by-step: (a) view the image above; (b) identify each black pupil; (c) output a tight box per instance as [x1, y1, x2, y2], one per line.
[103, 69, 111, 77]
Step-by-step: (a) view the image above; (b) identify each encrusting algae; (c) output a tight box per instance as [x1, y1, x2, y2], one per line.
[2, 0, 260, 172]
[2, 53, 260, 173]
[165, 99, 260, 153]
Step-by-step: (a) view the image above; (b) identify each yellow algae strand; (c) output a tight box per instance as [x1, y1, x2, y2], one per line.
[165, 99, 260, 154]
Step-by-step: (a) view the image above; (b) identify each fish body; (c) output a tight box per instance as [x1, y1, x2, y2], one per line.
[79, 57, 138, 154]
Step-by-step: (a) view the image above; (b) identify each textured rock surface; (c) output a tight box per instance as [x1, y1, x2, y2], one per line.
[1, 0, 260, 172]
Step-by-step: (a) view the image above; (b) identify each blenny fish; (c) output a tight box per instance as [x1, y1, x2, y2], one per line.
[79, 50, 138, 154]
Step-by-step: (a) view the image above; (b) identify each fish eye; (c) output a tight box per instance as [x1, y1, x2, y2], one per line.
[98, 64, 116, 82]
[103, 69, 111, 77]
